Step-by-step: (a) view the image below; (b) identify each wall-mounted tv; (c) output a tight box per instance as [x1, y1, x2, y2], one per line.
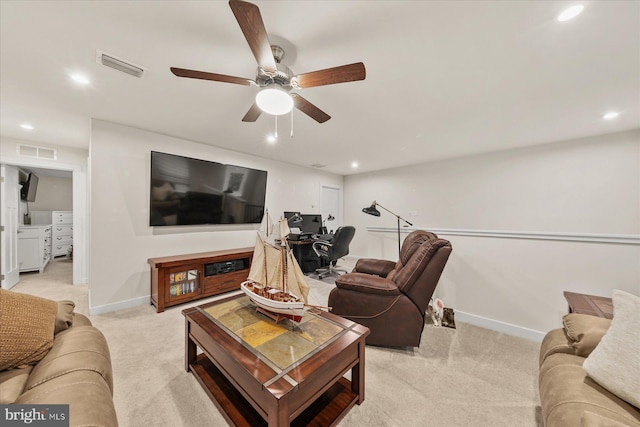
[150, 151, 267, 226]
[20, 172, 39, 202]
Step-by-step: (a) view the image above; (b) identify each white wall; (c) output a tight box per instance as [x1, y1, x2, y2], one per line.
[1, 136, 89, 286]
[344, 130, 640, 339]
[27, 175, 73, 211]
[89, 120, 343, 313]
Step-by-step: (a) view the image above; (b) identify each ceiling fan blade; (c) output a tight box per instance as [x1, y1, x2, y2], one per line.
[170, 67, 254, 86]
[293, 62, 366, 88]
[292, 94, 331, 123]
[229, 0, 277, 73]
[242, 103, 262, 122]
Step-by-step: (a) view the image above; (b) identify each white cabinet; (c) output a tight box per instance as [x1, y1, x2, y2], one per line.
[31, 210, 73, 257]
[18, 225, 52, 273]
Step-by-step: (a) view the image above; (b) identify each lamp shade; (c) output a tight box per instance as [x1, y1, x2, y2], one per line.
[256, 85, 293, 115]
[362, 202, 380, 217]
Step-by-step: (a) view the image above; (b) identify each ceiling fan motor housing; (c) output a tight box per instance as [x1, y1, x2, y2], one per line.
[256, 46, 293, 89]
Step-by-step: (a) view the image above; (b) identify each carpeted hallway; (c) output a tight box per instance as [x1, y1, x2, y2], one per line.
[12, 259, 543, 426]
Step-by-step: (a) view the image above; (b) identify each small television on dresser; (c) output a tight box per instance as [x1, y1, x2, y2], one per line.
[150, 151, 267, 226]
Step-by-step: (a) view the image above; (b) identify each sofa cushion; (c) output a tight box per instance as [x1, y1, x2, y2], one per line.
[26, 325, 113, 393]
[583, 290, 640, 408]
[539, 353, 640, 427]
[582, 411, 640, 427]
[54, 300, 76, 335]
[0, 289, 58, 370]
[563, 313, 611, 357]
[0, 365, 32, 404]
[15, 370, 118, 427]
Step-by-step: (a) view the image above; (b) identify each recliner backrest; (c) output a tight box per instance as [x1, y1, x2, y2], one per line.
[388, 231, 452, 315]
[327, 226, 356, 261]
[399, 230, 438, 265]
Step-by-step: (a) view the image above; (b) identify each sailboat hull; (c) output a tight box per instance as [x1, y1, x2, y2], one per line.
[241, 281, 305, 322]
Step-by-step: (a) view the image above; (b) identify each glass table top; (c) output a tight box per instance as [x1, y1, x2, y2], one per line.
[199, 296, 347, 375]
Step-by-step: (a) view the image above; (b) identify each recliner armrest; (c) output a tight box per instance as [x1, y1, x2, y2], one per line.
[335, 272, 401, 296]
[354, 258, 396, 277]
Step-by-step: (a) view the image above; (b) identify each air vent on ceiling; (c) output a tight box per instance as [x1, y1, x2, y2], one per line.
[310, 163, 327, 169]
[17, 144, 57, 160]
[96, 50, 145, 78]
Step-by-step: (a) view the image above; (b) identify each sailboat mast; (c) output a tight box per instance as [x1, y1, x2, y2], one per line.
[281, 246, 287, 293]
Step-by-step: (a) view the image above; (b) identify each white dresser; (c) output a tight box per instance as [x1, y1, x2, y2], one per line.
[18, 225, 52, 273]
[31, 210, 73, 257]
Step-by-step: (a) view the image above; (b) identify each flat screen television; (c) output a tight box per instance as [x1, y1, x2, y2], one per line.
[20, 172, 39, 202]
[150, 151, 267, 226]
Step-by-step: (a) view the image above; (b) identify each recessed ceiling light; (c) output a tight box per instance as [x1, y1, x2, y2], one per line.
[20, 123, 34, 131]
[557, 5, 584, 22]
[602, 111, 620, 120]
[70, 73, 90, 85]
[351, 161, 359, 168]
[266, 135, 276, 144]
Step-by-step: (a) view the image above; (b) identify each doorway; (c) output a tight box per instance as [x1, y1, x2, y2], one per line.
[320, 185, 342, 233]
[0, 159, 84, 288]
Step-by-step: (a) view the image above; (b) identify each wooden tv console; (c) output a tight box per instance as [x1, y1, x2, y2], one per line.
[148, 247, 253, 313]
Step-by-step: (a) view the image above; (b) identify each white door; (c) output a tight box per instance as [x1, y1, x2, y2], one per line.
[320, 185, 341, 234]
[1, 164, 20, 289]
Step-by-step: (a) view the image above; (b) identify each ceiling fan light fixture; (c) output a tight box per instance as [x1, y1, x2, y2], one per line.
[256, 85, 293, 115]
[557, 4, 584, 22]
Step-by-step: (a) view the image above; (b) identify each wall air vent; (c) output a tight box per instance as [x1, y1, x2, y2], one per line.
[17, 144, 57, 160]
[310, 163, 327, 169]
[96, 50, 145, 78]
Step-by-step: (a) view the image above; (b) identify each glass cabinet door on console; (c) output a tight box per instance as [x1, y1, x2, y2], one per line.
[166, 265, 202, 302]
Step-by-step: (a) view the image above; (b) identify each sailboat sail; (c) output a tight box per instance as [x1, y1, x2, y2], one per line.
[285, 249, 309, 303]
[247, 233, 284, 290]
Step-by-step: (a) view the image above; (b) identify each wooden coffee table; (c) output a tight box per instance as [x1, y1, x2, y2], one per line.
[183, 294, 370, 426]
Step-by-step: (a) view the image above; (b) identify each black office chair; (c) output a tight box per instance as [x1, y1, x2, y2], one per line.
[312, 226, 356, 280]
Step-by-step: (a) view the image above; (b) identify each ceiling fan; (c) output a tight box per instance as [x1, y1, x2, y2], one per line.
[170, 0, 366, 124]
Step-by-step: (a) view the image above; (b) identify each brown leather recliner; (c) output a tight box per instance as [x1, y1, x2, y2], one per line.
[328, 230, 452, 347]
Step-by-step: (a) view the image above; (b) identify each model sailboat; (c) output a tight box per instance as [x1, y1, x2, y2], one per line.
[241, 211, 310, 322]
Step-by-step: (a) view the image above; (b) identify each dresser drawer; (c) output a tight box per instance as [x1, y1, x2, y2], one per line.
[53, 235, 73, 245]
[53, 212, 72, 224]
[53, 225, 73, 237]
[53, 243, 72, 257]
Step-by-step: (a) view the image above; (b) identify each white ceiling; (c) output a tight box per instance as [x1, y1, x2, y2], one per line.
[1, 1, 638, 176]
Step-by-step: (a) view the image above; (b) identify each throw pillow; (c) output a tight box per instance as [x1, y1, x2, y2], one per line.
[583, 289, 640, 408]
[54, 300, 76, 334]
[0, 289, 58, 371]
[563, 313, 611, 357]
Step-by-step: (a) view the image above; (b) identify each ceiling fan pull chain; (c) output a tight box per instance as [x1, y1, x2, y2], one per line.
[291, 108, 294, 138]
[274, 115, 278, 138]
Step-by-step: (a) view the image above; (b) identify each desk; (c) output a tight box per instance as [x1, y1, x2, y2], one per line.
[289, 239, 322, 273]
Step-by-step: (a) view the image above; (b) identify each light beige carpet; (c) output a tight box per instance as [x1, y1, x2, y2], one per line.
[12, 259, 543, 426]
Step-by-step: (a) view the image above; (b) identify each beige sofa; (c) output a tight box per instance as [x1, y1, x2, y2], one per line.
[539, 313, 640, 426]
[0, 290, 117, 427]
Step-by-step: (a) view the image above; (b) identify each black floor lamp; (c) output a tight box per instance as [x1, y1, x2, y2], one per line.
[362, 201, 413, 257]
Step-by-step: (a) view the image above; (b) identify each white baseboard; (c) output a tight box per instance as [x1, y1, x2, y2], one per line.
[90, 295, 149, 315]
[455, 310, 545, 342]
